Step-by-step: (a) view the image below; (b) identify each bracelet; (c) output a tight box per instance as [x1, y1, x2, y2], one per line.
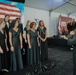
[11, 45, 13, 47]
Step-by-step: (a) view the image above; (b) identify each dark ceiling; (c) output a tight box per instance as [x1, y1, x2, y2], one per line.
[7, 0, 25, 3]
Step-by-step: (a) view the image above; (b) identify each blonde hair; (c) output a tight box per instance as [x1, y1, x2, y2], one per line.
[0, 20, 4, 26]
[26, 20, 30, 27]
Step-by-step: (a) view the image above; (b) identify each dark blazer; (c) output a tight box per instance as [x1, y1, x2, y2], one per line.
[4, 20, 11, 35]
[4, 20, 11, 48]
[67, 22, 73, 32]
[18, 23, 23, 34]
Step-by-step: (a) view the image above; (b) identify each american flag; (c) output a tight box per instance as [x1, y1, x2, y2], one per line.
[0, 2, 21, 21]
[58, 16, 62, 33]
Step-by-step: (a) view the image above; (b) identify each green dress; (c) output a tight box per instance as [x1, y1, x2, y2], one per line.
[9, 28, 23, 71]
[37, 27, 48, 61]
[67, 34, 76, 75]
[27, 30, 39, 65]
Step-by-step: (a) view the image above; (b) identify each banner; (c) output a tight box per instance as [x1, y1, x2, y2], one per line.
[0, 0, 24, 25]
[58, 15, 73, 34]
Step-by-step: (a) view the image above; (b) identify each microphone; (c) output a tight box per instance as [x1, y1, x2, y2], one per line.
[35, 19, 39, 22]
[35, 19, 39, 24]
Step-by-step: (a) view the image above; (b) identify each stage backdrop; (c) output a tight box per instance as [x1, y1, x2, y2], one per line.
[58, 15, 73, 34]
[0, 0, 24, 26]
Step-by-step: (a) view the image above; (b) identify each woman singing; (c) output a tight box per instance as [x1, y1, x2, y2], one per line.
[37, 20, 48, 61]
[9, 20, 23, 71]
[27, 22, 40, 65]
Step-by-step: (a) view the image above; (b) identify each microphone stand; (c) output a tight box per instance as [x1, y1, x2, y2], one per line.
[39, 29, 42, 72]
[33, 19, 55, 75]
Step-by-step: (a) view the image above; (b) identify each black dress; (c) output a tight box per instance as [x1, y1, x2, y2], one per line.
[9, 28, 23, 71]
[23, 27, 28, 65]
[67, 34, 76, 75]
[18, 23, 23, 34]
[4, 20, 11, 69]
[0, 30, 8, 71]
[37, 27, 48, 61]
[27, 30, 39, 65]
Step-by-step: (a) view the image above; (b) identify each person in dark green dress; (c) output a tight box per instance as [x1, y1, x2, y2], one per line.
[37, 20, 48, 61]
[27, 22, 40, 65]
[9, 20, 23, 71]
[23, 20, 30, 65]
[0, 20, 9, 72]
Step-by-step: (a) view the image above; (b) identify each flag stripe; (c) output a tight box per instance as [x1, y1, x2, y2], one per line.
[0, 13, 20, 17]
[0, 2, 16, 7]
[0, 5, 20, 11]
[0, 10, 21, 15]
[0, 7, 21, 13]
[0, 2, 21, 21]
[0, 15, 20, 20]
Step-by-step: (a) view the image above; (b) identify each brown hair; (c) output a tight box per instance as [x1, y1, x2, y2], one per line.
[39, 20, 44, 27]
[30, 22, 36, 28]
[11, 20, 19, 28]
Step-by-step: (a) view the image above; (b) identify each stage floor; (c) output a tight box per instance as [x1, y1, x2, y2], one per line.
[1, 46, 73, 75]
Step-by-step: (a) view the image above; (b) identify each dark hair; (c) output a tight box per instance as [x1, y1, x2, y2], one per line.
[39, 20, 44, 27]
[5, 14, 10, 18]
[30, 22, 36, 28]
[15, 18, 21, 20]
[11, 20, 19, 28]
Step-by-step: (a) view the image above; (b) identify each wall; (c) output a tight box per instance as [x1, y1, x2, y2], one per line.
[69, 15, 76, 20]
[24, 7, 50, 36]
[24, 7, 76, 37]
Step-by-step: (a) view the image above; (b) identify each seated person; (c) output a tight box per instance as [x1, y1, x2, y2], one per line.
[58, 30, 68, 39]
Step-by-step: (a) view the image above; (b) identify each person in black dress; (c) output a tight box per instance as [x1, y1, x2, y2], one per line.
[67, 20, 75, 33]
[9, 20, 23, 71]
[72, 19, 76, 31]
[23, 20, 31, 65]
[0, 20, 9, 72]
[27, 22, 40, 65]
[4, 14, 11, 70]
[37, 20, 48, 61]
[4, 14, 11, 48]
[4, 14, 11, 34]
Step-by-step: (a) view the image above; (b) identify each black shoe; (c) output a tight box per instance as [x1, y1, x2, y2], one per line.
[41, 66, 47, 72]
[33, 69, 39, 75]
[25, 72, 31, 75]
[47, 62, 55, 69]
[43, 65, 48, 70]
